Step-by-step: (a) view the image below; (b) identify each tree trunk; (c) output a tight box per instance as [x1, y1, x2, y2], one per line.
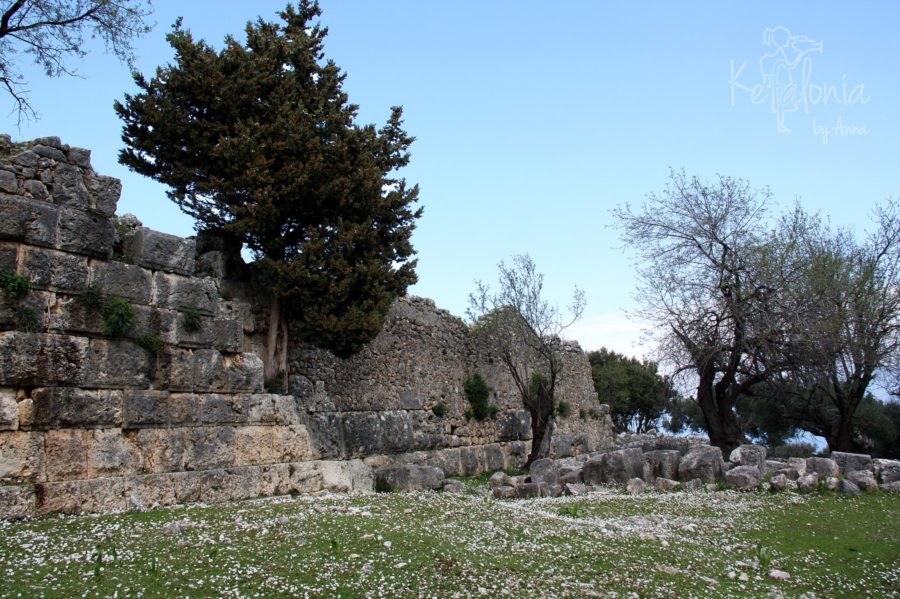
[695, 377, 745, 454]
[525, 384, 555, 467]
[264, 294, 288, 393]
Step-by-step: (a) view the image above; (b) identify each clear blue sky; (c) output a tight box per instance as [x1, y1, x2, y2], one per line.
[6, 1, 899, 358]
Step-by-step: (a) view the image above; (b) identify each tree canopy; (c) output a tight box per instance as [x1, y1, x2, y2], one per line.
[588, 348, 673, 434]
[1, 0, 152, 121]
[116, 1, 422, 367]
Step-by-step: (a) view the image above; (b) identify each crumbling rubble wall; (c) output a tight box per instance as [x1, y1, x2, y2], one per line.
[0, 136, 612, 519]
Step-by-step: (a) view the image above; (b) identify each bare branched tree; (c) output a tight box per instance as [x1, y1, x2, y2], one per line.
[468, 253, 585, 466]
[0, 0, 152, 123]
[613, 170, 791, 453]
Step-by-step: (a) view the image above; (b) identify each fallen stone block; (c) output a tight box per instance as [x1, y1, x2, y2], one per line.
[374, 464, 444, 492]
[806, 457, 840, 478]
[725, 465, 761, 490]
[678, 445, 724, 483]
[830, 451, 872, 475]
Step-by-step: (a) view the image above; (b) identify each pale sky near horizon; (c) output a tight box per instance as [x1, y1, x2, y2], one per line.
[5, 1, 899, 362]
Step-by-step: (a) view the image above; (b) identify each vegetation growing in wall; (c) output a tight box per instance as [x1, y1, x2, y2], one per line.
[0, 272, 31, 300]
[463, 373, 497, 421]
[182, 306, 202, 333]
[103, 297, 135, 337]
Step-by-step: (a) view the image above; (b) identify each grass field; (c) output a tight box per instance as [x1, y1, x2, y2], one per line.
[1, 482, 898, 598]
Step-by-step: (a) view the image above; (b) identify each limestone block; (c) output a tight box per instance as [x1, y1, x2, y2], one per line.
[0, 242, 17, 272]
[459, 446, 483, 476]
[724, 465, 762, 490]
[529, 457, 559, 486]
[173, 471, 203, 503]
[182, 426, 235, 471]
[35, 481, 81, 515]
[131, 305, 177, 344]
[85, 429, 140, 478]
[0, 194, 59, 247]
[0, 170, 17, 193]
[0, 388, 18, 430]
[375, 464, 444, 492]
[169, 393, 199, 426]
[273, 425, 317, 463]
[9, 150, 40, 168]
[217, 300, 255, 333]
[483, 443, 505, 472]
[67, 147, 91, 169]
[122, 428, 183, 474]
[246, 394, 277, 424]
[426, 447, 462, 477]
[729, 444, 768, 469]
[91, 260, 152, 304]
[154, 346, 195, 391]
[642, 449, 681, 482]
[193, 349, 228, 392]
[0, 431, 44, 482]
[601, 448, 644, 484]
[289, 462, 326, 494]
[199, 393, 247, 425]
[201, 467, 259, 504]
[678, 445, 725, 483]
[126, 473, 176, 509]
[45, 429, 88, 481]
[0, 332, 88, 386]
[302, 412, 344, 459]
[498, 409, 531, 441]
[226, 353, 263, 392]
[271, 394, 300, 425]
[78, 477, 127, 513]
[17, 397, 33, 429]
[32, 144, 66, 162]
[0, 484, 36, 519]
[0, 289, 50, 332]
[51, 163, 91, 210]
[88, 175, 121, 216]
[342, 412, 381, 457]
[82, 338, 150, 389]
[830, 451, 872, 475]
[806, 457, 840, 477]
[57, 207, 114, 258]
[19, 246, 89, 293]
[123, 390, 169, 427]
[258, 463, 292, 497]
[211, 319, 243, 352]
[235, 425, 277, 466]
[321, 459, 373, 493]
[380, 411, 414, 454]
[47, 294, 105, 335]
[129, 228, 196, 275]
[31, 387, 122, 428]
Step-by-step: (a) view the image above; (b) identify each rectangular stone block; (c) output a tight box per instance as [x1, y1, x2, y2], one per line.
[50, 162, 91, 210]
[78, 477, 127, 513]
[0, 332, 88, 386]
[35, 480, 81, 515]
[0, 242, 17, 273]
[272, 394, 301, 425]
[182, 426, 235, 471]
[246, 394, 277, 424]
[153, 346, 194, 391]
[226, 353, 263, 392]
[123, 390, 169, 427]
[130, 228, 196, 275]
[194, 349, 228, 392]
[125, 473, 176, 509]
[91, 260, 152, 304]
[0, 388, 16, 431]
[18, 246, 89, 293]
[235, 426, 277, 466]
[31, 387, 122, 428]
[82, 338, 150, 389]
[169, 393, 199, 426]
[88, 174, 121, 217]
[45, 429, 88, 481]
[258, 463, 291, 496]
[0, 193, 59, 247]
[87, 429, 141, 478]
[47, 293, 105, 335]
[212, 319, 243, 352]
[153, 272, 216, 314]
[201, 467, 258, 504]
[0, 289, 50, 333]
[123, 429, 184, 474]
[0, 484, 36, 519]
[0, 431, 44, 483]
[272, 425, 317, 463]
[288, 461, 325, 494]
[173, 471, 202, 503]
[199, 393, 247, 424]
[57, 206, 114, 258]
[132, 305, 178, 345]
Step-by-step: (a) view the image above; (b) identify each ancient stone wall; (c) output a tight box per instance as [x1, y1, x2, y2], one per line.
[0, 136, 612, 519]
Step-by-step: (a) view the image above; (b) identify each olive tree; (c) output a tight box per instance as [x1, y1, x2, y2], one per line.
[468, 254, 584, 466]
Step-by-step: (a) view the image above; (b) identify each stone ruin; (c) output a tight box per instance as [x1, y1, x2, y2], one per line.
[0, 135, 614, 519]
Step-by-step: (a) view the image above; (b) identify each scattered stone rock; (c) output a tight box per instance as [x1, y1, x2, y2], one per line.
[729, 444, 767, 469]
[797, 473, 819, 492]
[830, 451, 872, 475]
[769, 473, 796, 492]
[626, 478, 647, 494]
[565, 482, 588, 496]
[769, 569, 791, 581]
[441, 479, 465, 494]
[489, 471, 511, 488]
[725, 465, 761, 490]
[682, 478, 703, 492]
[492, 485, 517, 500]
[788, 457, 807, 476]
[654, 477, 679, 492]
[874, 459, 900, 484]
[529, 458, 559, 486]
[806, 457, 840, 478]
[837, 479, 861, 496]
[880, 481, 900, 492]
[678, 446, 724, 483]
[847, 470, 878, 492]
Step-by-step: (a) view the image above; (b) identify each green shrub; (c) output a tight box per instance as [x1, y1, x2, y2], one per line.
[432, 403, 447, 418]
[557, 400, 571, 417]
[579, 408, 587, 420]
[464, 373, 496, 421]
[182, 306, 203, 332]
[78, 282, 106, 312]
[103, 297, 135, 337]
[15, 306, 39, 332]
[135, 334, 164, 354]
[0, 272, 31, 300]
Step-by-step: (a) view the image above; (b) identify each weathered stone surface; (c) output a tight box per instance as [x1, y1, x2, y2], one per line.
[0, 431, 44, 482]
[516, 482, 542, 498]
[875, 460, 900, 483]
[89, 175, 121, 216]
[0, 485, 35, 519]
[483, 444, 505, 472]
[130, 228, 196, 275]
[729, 444, 767, 469]
[0, 242, 16, 272]
[0, 389, 17, 431]
[57, 207, 114, 258]
[320, 459, 373, 493]
[199, 393, 247, 424]
[68, 147, 91, 169]
[806, 457, 840, 478]
[881, 481, 900, 492]
[92, 260, 152, 304]
[724, 465, 761, 490]
[45, 429, 88, 481]
[225, 353, 263, 392]
[182, 426, 235, 471]
[31, 387, 122, 428]
[79, 477, 127, 513]
[0, 170, 17, 193]
[124, 429, 183, 474]
[682, 478, 703, 492]
[493, 485, 517, 499]
[602, 448, 644, 484]
[19, 246, 89, 293]
[51, 163, 91, 209]
[837, 479, 861, 496]
[763, 460, 788, 476]
[678, 446, 724, 483]
[797, 473, 819, 492]
[127, 473, 177, 509]
[529, 458, 559, 486]
[86, 429, 141, 478]
[847, 470, 878, 492]
[0, 194, 59, 247]
[643, 449, 681, 482]
[769, 473, 796, 492]
[788, 457, 807, 476]
[654, 477, 679, 492]
[193, 349, 228, 392]
[272, 425, 316, 462]
[82, 338, 150, 389]
[375, 464, 444, 492]
[581, 457, 605, 485]
[497, 410, 531, 441]
[830, 452, 872, 475]
[626, 477, 647, 494]
[35, 481, 81, 515]
[771, 467, 800, 481]
[0, 332, 88, 386]
[123, 390, 168, 427]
